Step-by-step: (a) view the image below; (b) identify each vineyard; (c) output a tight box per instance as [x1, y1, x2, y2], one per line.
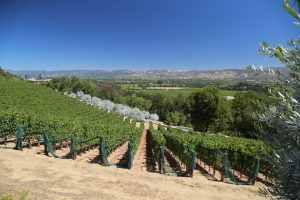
[147, 124, 274, 184]
[0, 79, 143, 168]
[0, 78, 274, 186]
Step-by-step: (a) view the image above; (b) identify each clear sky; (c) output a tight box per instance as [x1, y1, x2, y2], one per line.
[0, 0, 298, 71]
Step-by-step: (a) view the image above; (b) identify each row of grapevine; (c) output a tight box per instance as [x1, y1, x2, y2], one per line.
[159, 126, 275, 181]
[147, 123, 166, 172]
[162, 131, 196, 177]
[147, 123, 196, 176]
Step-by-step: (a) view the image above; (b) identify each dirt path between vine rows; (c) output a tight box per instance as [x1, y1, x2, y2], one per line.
[107, 141, 129, 167]
[132, 127, 148, 171]
[76, 148, 100, 163]
[0, 149, 267, 200]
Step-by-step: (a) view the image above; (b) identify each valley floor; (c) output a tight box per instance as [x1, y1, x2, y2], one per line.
[0, 149, 266, 200]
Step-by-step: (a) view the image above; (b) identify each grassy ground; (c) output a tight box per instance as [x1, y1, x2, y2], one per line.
[128, 88, 238, 97]
[120, 84, 140, 90]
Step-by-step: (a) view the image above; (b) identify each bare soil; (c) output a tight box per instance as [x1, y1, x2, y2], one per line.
[76, 147, 100, 164]
[132, 128, 147, 171]
[107, 141, 129, 167]
[0, 149, 267, 200]
[0, 122, 268, 199]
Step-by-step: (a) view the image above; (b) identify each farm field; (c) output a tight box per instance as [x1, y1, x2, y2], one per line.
[125, 87, 239, 97]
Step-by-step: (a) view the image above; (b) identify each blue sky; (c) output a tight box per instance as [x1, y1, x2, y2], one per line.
[0, 0, 298, 71]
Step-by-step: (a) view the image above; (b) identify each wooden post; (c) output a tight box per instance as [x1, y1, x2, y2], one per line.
[44, 144, 48, 156]
[158, 161, 162, 173]
[72, 150, 77, 160]
[71, 134, 77, 160]
[213, 160, 216, 176]
[220, 167, 225, 182]
[27, 138, 31, 149]
[20, 139, 23, 151]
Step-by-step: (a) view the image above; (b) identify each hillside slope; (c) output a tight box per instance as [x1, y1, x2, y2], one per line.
[10, 67, 288, 80]
[0, 67, 20, 80]
[0, 79, 139, 145]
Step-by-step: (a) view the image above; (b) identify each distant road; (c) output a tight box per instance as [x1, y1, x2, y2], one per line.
[146, 87, 186, 90]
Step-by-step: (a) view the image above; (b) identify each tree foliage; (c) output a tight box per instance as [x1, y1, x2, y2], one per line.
[188, 86, 219, 131]
[97, 81, 122, 101]
[232, 91, 264, 138]
[188, 86, 232, 132]
[251, 1, 300, 198]
[165, 111, 186, 126]
[115, 93, 152, 111]
[212, 97, 233, 132]
[150, 94, 174, 121]
[258, 40, 300, 199]
[47, 76, 97, 95]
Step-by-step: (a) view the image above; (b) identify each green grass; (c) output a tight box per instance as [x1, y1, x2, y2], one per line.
[131, 88, 238, 97]
[120, 84, 140, 90]
[0, 190, 28, 200]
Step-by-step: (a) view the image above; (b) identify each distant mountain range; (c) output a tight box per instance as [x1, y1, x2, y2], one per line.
[8, 67, 289, 81]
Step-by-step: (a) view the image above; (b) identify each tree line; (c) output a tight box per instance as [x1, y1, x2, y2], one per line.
[44, 76, 275, 139]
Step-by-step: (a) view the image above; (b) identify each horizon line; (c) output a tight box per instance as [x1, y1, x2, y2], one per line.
[5, 66, 283, 72]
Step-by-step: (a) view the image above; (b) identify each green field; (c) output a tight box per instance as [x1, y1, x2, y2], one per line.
[130, 88, 239, 97]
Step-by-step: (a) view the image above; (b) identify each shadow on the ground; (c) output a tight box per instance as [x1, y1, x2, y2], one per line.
[145, 131, 157, 172]
[195, 163, 219, 181]
[164, 149, 185, 176]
